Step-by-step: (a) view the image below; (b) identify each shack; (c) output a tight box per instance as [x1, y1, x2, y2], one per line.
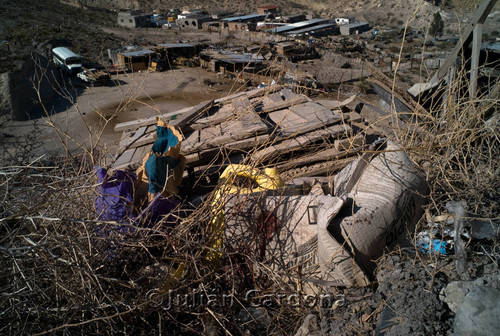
[284, 14, 307, 23]
[227, 21, 258, 31]
[257, 5, 281, 15]
[199, 50, 264, 74]
[340, 22, 370, 35]
[202, 21, 222, 30]
[265, 19, 329, 34]
[285, 23, 338, 38]
[222, 14, 268, 25]
[275, 42, 319, 62]
[157, 43, 198, 58]
[177, 15, 213, 29]
[118, 49, 155, 71]
[117, 10, 151, 28]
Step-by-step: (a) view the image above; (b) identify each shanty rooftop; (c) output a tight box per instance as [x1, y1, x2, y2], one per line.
[119, 49, 155, 57]
[222, 14, 267, 22]
[285, 23, 337, 36]
[265, 19, 329, 34]
[200, 50, 264, 64]
[157, 43, 195, 48]
[341, 21, 369, 29]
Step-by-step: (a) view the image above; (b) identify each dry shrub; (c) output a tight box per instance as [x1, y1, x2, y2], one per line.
[0, 75, 323, 335]
[1, 38, 498, 335]
[396, 64, 499, 220]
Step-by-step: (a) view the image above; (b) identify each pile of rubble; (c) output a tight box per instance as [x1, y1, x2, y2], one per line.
[107, 83, 428, 289]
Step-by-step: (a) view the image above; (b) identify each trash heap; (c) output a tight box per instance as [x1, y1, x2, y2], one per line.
[105, 84, 429, 287]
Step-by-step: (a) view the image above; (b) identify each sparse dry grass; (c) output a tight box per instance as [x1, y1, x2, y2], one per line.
[1, 28, 499, 335]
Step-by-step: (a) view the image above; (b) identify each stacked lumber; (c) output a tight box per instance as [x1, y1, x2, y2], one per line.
[112, 85, 380, 180]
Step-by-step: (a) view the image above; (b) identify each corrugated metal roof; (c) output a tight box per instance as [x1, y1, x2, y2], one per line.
[158, 43, 195, 48]
[201, 50, 263, 64]
[222, 14, 267, 22]
[285, 23, 336, 35]
[265, 19, 329, 34]
[341, 22, 369, 29]
[120, 49, 155, 57]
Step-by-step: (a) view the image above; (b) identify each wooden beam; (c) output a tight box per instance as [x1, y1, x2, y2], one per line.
[113, 148, 135, 169]
[261, 95, 309, 113]
[114, 100, 213, 133]
[432, 0, 497, 84]
[470, 23, 482, 98]
[170, 100, 214, 130]
[276, 145, 364, 171]
[282, 157, 357, 180]
[114, 108, 187, 133]
[118, 125, 147, 149]
[214, 85, 282, 104]
[251, 124, 351, 162]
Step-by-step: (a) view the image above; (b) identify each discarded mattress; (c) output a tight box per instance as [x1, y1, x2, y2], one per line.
[219, 140, 428, 286]
[320, 140, 428, 286]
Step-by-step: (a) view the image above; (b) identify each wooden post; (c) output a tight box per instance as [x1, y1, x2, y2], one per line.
[470, 23, 482, 98]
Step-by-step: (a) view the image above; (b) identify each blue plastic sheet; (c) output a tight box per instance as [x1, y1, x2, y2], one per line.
[418, 239, 453, 255]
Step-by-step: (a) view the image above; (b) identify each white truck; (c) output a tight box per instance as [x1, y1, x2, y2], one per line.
[77, 68, 111, 87]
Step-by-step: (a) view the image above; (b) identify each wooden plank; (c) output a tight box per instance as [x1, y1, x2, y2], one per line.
[183, 130, 200, 149]
[132, 131, 157, 149]
[261, 95, 309, 113]
[232, 96, 252, 112]
[267, 92, 285, 103]
[432, 0, 497, 84]
[291, 101, 335, 123]
[214, 85, 282, 104]
[182, 125, 223, 153]
[185, 148, 219, 164]
[114, 100, 213, 133]
[276, 146, 363, 171]
[131, 145, 150, 163]
[113, 148, 135, 168]
[119, 126, 147, 148]
[170, 100, 213, 130]
[345, 111, 363, 123]
[192, 104, 234, 129]
[270, 103, 344, 136]
[114, 107, 189, 133]
[315, 95, 357, 110]
[334, 135, 365, 151]
[252, 124, 350, 162]
[210, 114, 269, 147]
[366, 63, 428, 117]
[182, 114, 270, 155]
[117, 129, 157, 153]
[222, 134, 271, 151]
[269, 108, 307, 131]
[282, 157, 357, 180]
[280, 88, 297, 100]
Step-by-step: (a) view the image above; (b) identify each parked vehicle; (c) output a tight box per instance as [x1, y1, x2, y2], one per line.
[77, 68, 111, 86]
[52, 47, 83, 76]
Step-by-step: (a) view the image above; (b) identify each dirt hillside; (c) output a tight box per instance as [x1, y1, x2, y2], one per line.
[65, 0, 498, 31]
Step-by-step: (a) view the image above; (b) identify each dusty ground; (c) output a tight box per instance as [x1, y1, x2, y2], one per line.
[3, 67, 235, 163]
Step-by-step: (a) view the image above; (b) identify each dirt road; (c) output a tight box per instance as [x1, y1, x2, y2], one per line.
[4, 67, 235, 163]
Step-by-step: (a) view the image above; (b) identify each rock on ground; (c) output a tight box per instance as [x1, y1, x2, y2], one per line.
[453, 286, 500, 336]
